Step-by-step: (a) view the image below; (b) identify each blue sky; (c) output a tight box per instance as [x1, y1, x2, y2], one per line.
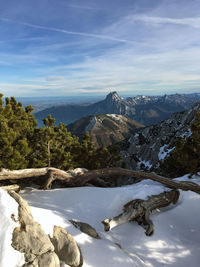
[0, 0, 200, 97]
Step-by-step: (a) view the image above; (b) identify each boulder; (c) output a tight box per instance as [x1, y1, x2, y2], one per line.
[51, 225, 82, 267]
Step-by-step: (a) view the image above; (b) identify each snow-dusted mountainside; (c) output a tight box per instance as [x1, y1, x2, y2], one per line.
[68, 114, 144, 148]
[120, 102, 200, 171]
[35, 92, 200, 126]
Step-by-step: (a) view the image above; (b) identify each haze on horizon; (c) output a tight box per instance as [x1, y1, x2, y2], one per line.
[0, 0, 200, 97]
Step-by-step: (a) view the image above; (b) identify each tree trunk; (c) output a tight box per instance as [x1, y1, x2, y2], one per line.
[0, 167, 69, 180]
[47, 141, 51, 167]
[102, 189, 180, 236]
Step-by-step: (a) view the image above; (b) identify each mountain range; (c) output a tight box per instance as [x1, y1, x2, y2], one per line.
[35, 91, 200, 126]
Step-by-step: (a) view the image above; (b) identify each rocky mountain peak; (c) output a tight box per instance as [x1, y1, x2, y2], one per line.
[105, 91, 122, 102]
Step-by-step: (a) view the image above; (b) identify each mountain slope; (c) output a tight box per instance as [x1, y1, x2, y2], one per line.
[68, 114, 144, 148]
[120, 102, 200, 171]
[35, 91, 200, 126]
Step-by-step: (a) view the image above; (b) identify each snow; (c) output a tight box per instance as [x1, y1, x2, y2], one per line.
[1, 175, 200, 267]
[180, 129, 192, 138]
[0, 189, 25, 267]
[107, 114, 124, 122]
[158, 145, 174, 161]
[138, 159, 152, 169]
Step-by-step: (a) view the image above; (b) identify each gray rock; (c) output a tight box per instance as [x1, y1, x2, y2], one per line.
[51, 225, 82, 267]
[69, 220, 101, 239]
[8, 191, 59, 267]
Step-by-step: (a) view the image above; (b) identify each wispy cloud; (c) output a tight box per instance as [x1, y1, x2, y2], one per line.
[0, 0, 200, 97]
[0, 17, 134, 44]
[131, 15, 200, 29]
[0, 37, 45, 44]
[68, 4, 103, 11]
[11, 44, 199, 96]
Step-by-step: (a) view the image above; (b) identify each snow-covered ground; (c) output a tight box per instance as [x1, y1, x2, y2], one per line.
[0, 189, 25, 267]
[1, 174, 200, 267]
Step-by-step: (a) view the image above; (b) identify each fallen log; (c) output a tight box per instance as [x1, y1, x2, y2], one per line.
[0, 167, 73, 189]
[0, 167, 200, 194]
[0, 167, 69, 180]
[102, 189, 180, 236]
[71, 168, 200, 194]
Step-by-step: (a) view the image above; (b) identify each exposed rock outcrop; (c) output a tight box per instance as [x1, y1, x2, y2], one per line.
[120, 102, 200, 171]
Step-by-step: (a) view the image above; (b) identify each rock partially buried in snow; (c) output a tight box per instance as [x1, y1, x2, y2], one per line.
[50, 225, 83, 267]
[8, 191, 60, 266]
[69, 220, 101, 239]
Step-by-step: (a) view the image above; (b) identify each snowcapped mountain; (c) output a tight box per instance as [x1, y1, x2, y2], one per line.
[120, 102, 200, 172]
[35, 91, 200, 126]
[68, 114, 144, 148]
[126, 95, 159, 105]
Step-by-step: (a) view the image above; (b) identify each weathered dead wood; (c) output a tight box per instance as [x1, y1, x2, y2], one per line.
[0, 167, 69, 180]
[0, 167, 73, 190]
[0, 167, 200, 194]
[0, 184, 20, 192]
[102, 190, 180, 236]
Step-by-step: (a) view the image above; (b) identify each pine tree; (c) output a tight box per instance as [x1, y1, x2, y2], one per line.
[0, 95, 37, 169]
[92, 146, 122, 169]
[51, 123, 74, 170]
[31, 115, 56, 167]
[72, 131, 96, 169]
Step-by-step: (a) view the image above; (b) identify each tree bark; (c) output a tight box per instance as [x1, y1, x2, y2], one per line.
[102, 189, 180, 236]
[0, 167, 200, 194]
